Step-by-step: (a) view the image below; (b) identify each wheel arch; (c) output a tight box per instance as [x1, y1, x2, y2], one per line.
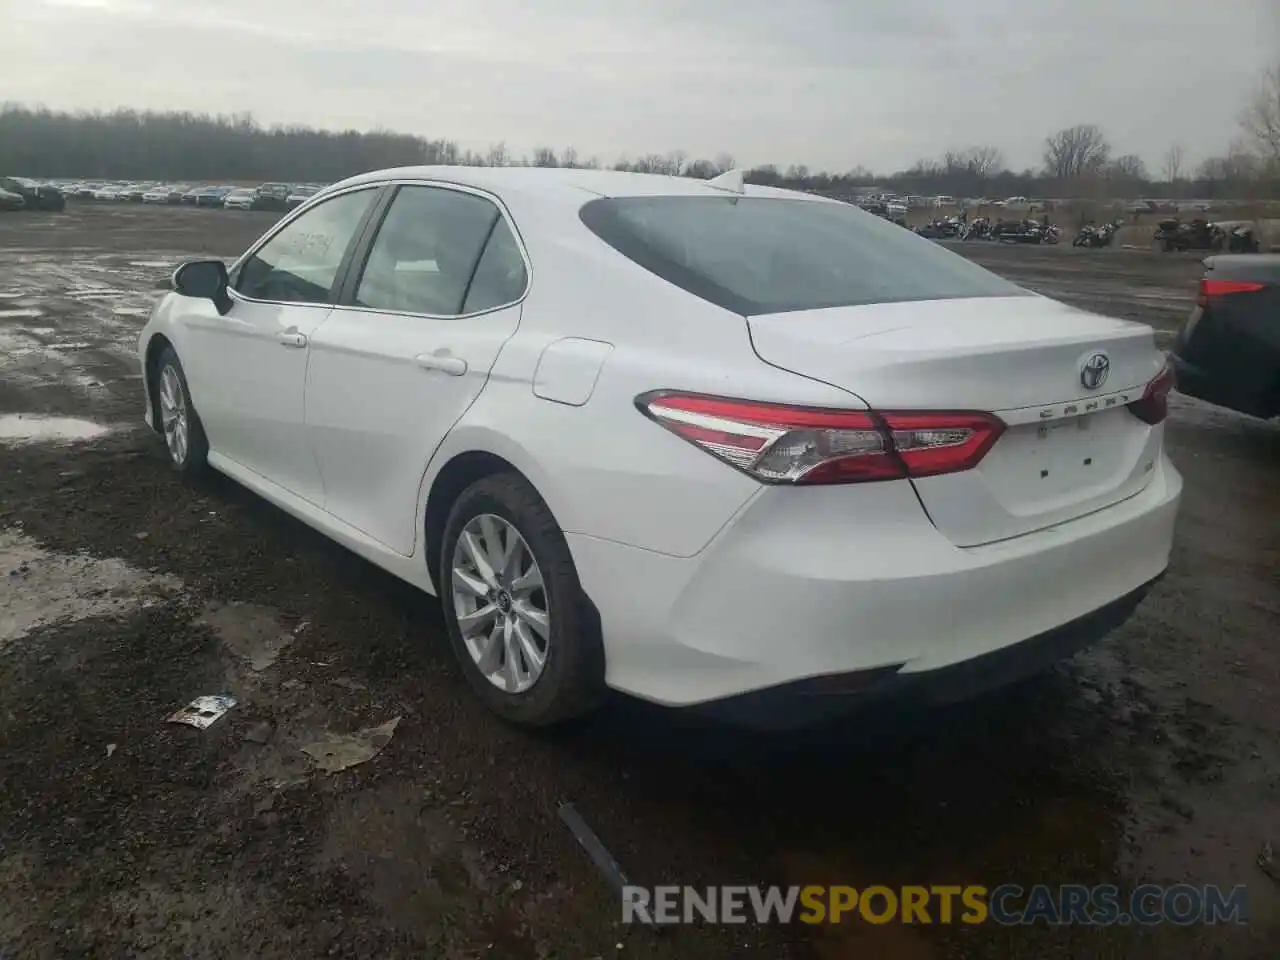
[142, 332, 175, 433]
[420, 430, 569, 592]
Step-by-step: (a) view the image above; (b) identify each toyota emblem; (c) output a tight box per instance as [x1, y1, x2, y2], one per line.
[1080, 353, 1110, 390]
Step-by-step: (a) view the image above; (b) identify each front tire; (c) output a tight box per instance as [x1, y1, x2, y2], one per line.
[439, 473, 605, 726]
[154, 347, 209, 476]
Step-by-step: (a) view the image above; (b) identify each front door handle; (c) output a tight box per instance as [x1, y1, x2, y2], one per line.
[415, 351, 468, 376]
[278, 330, 308, 348]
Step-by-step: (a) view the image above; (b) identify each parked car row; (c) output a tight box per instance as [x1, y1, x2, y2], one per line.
[35, 179, 330, 211]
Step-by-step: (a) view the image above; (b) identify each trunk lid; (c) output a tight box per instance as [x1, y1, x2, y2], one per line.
[748, 295, 1168, 546]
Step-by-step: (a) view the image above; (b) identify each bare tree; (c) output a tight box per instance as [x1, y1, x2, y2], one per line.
[1108, 154, 1149, 182]
[531, 146, 558, 167]
[485, 141, 508, 167]
[1240, 61, 1280, 164]
[1161, 143, 1185, 182]
[963, 145, 1005, 179]
[1043, 124, 1111, 180]
[560, 146, 579, 168]
[712, 152, 736, 174]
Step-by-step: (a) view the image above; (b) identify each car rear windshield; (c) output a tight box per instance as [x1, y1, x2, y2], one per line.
[579, 196, 1027, 316]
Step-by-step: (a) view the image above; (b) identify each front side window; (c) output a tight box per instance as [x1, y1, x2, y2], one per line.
[354, 186, 503, 316]
[234, 188, 377, 304]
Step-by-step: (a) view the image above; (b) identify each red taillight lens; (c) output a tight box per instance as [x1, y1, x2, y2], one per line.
[637, 392, 1005, 485]
[1127, 366, 1176, 425]
[1197, 278, 1264, 307]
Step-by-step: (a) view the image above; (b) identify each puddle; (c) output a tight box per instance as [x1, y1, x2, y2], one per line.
[196, 601, 296, 672]
[0, 414, 111, 444]
[0, 292, 25, 299]
[112, 307, 152, 317]
[0, 308, 43, 319]
[0, 529, 183, 646]
[46, 342, 96, 351]
[129, 261, 173, 269]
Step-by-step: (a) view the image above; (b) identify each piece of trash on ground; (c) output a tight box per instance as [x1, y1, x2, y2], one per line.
[559, 802, 659, 933]
[105, 743, 117, 758]
[168, 695, 237, 729]
[301, 716, 401, 773]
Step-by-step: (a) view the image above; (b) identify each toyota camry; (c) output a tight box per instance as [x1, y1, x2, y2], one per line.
[137, 166, 1181, 728]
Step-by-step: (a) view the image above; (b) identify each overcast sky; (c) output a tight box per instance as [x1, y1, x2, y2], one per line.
[4, 0, 1277, 173]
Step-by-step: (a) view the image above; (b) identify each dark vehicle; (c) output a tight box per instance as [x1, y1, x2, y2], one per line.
[1074, 220, 1120, 248]
[252, 182, 292, 212]
[960, 216, 993, 240]
[0, 187, 24, 211]
[181, 186, 202, 204]
[194, 186, 232, 207]
[1226, 224, 1261, 254]
[285, 184, 319, 209]
[76, 183, 101, 199]
[1154, 217, 1225, 253]
[997, 218, 1059, 244]
[1170, 255, 1280, 419]
[0, 177, 66, 212]
[915, 216, 962, 240]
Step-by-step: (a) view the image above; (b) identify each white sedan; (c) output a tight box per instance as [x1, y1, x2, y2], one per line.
[137, 166, 1181, 728]
[223, 188, 256, 210]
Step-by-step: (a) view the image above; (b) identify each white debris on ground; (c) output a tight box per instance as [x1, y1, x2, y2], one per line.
[168, 695, 238, 729]
[0, 414, 112, 444]
[0, 529, 183, 646]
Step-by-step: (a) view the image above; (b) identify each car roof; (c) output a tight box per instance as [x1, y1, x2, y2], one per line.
[328, 165, 824, 205]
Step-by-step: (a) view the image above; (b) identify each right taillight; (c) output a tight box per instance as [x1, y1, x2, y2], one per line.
[1127, 365, 1176, 425]
[1197, 278, 1264, 308]
[636, 391, 1005, 485]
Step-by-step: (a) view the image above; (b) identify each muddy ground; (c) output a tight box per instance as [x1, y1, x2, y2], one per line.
[1, 204, 1277, 959]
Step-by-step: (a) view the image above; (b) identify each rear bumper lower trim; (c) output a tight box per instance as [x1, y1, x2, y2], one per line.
[685, 575, 1160, 730]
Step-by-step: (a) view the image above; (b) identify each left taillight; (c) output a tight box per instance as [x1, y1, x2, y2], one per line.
[1127, 365, 1176, 425]
[635, 392, 1005, 485]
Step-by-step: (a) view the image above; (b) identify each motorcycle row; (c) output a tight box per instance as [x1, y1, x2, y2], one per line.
[911, 214, 1262, 254]
[915, 216, 1064, 245]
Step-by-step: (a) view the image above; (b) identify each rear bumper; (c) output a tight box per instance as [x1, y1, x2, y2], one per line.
[1171, 347, 1276, 419]
[569, 455, 1181, 713]
[688, 577, 1158, 729]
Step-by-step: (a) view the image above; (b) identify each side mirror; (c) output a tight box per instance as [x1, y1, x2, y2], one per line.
[172, 260, 232, 315]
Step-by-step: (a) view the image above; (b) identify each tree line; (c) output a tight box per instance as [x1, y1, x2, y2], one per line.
[2, 64, 1276, 200]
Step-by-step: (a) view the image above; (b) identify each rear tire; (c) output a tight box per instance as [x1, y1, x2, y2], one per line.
[154, 347, 209, 477]
[439, 473, 605, 726]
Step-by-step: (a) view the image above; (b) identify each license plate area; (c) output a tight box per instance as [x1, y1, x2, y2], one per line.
[995, 409, 1132, 501]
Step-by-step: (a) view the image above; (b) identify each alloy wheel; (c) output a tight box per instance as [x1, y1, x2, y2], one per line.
[450, 513, 550, 694]
[158, 364, 189, 465]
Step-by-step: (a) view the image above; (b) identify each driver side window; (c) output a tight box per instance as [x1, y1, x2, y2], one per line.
[234, 188, 377, 304]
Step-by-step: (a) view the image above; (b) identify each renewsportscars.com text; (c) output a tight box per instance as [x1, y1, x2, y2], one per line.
[622, 884, 1249, 926]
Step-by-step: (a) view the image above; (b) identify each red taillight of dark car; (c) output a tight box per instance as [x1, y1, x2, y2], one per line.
[1196, 278, 1264, 308]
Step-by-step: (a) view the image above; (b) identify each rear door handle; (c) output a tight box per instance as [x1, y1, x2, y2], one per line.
[278, 331, 308, 348]
[415, 352, 468, 376]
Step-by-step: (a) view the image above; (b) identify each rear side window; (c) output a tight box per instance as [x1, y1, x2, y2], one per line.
[579, 196, 1027, 316]
[354, 185, 500, 316]
[462, 218, 528, 313]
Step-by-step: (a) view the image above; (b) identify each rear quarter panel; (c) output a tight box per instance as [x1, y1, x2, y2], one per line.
[427, 195, 866, 558]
